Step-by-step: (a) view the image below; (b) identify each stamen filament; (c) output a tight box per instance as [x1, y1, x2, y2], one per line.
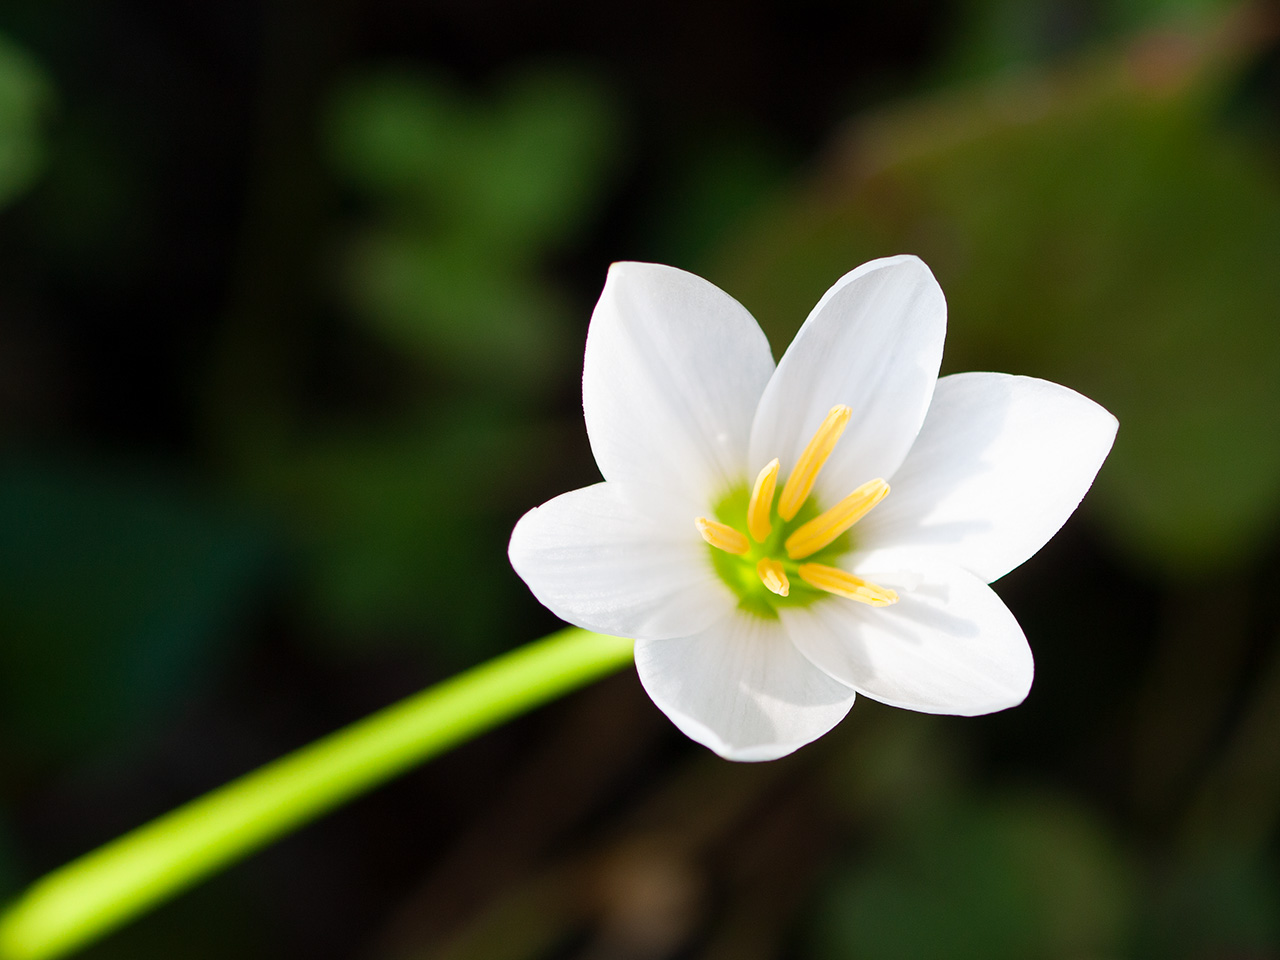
[696, 517, 750, 556]
[756, 557, 790, 597]
[747, 458, 780, 543]
[785, 478, 890, 560]
[797, 563, 898, 606]
[777, 405, 852, 522]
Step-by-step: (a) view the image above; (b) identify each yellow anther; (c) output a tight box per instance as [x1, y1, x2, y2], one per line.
[696, 517, 750, 556]
[777, 405, 852, 522]
[747, 458, 780, 543]
[797, 563, 898, 606]
[785, 478, 890, 560]
[756, 557, 790, 596]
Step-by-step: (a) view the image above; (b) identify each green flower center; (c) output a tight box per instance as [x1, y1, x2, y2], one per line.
[707, 483, 854, 619]
[694, 405, 901, 618]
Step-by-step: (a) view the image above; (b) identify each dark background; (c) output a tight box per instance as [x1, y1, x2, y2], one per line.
[1, 0, 1279, 957]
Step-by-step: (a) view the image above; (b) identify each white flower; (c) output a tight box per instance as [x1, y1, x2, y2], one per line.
[509, 256, 1117, 761]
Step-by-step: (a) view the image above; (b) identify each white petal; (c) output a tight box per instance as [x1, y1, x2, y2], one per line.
[634, 610, 857, 761]
[857, 373, 1118, 582]
[583, 262, 775, 506]
[748, 255, 946, 504]
[779, 556, 1033, 716]
[508, 483, 735, 640]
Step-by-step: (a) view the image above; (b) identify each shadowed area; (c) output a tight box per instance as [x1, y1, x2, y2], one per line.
[0, 1, 1279, 958]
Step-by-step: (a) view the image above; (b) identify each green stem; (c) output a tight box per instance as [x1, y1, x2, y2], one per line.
[0, 628, 634, 960]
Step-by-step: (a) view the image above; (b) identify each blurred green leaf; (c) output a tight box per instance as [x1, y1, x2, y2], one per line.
[0, 462, 271, 757]
[463, 68, 620, 250]
[823, 712, 970, 827]
[940, 0, 1087, 80]
[344, 229, 564, 388]
[1137, 850, 1280, 958]
[644, 130, 794, 268]
[931, 0, 1239, 84]
[0, 32, 52, 208]
[224, 63, 623, 655]
[325, 68, 460, 203]
[1106, 0, 1237, 35]
[811, 792, 1132, 960]
[938, 0, 1236, 83]
[324, 64, 619, 392]
[325, 65, 618, 250]
[714, 18, 1280, 575]
[257, 408, 561, 661]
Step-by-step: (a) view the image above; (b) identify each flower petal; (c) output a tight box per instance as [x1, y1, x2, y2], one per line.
[748, 255, 946, 504]
[633, 610, 857, 761]
[779, 556, 1033, 716]
[583, 262, 776, 507]
[509, 483, 736, 640]
[857, 373, 1118, 582]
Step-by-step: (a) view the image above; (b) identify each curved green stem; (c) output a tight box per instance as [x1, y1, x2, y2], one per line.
[0, 628, 634, 960]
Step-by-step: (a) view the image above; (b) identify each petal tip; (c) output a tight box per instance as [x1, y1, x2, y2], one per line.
[658, 710, 821, 763]
[603, 259, 680, 285]
[506, 504, 541, 568]
[854, 252, 937, 282]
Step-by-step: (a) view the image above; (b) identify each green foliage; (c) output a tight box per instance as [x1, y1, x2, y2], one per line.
[1138, 851, 1280, 958]
[343, 229, 565, 388]
[258, 410, 563, 658]
[0, 33, 51, 209]
[213, 65, 625, 658]
[1, 5, 1274, 955]
[325, 66, 619, 389]
[937, 0, 1234, 82]
[642, 130, 794, 268]
[0, 629, 632, 960]
[328, 67, 616, 247]
[714, 26, 1280, 575]
[0, 462, 270, 758]
[811, 792, 1132, 960]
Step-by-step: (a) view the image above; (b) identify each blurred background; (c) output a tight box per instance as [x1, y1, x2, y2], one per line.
[1, 0, 1279, 957]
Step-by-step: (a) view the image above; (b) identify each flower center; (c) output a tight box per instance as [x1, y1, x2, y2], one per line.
[696, 405, 898, 618]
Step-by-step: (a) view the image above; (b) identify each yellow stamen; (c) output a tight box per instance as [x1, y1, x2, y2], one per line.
[747, 458, 780, 543]
[696, 517, 750, 556]
[777, 405, 852, 521]
[785, 478, 890, 560]
[756, 557, 790, 597]
[797, 563, 898, 606]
